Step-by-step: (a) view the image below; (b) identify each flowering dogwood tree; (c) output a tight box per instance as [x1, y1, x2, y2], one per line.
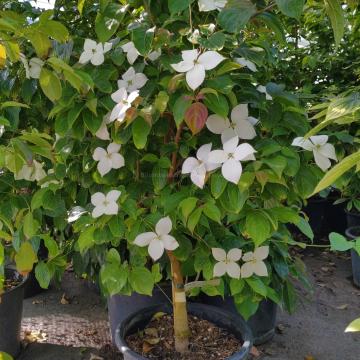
[0, 0, 345, 355]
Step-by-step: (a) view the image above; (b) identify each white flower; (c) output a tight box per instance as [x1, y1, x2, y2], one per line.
[148, 49, 162, 61]
[93, 143, 125, 176]
[91, 190, 121, 218]
[212, 248, 242, 279]
[241, 246, 269, 278]
[121, 42, 140, 65]
[134, 217, 179, 261]
[0, 125, 4, 137]
[257, 85, 272, 101]
[29, 57, 44, 79]
[117, 67, 148, 92]
[198, 0, 227, 12]
[171, 49, 225, 90]
[235, 57, 257, 72]
[292, 135, 337, 171]
[95, 113, 112, 140]
[79, 39, 112, 66]
[110, 88, 139, 122]
[15, 160, 46, 182]
[182, 143, 220, 188]
[208, 137, 256, 184]
[206, 104, 258, 143]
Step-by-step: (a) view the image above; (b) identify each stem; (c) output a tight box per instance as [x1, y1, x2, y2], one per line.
[167, 123, 184, 182]
[167, 250, 190, 353]
[165, 121, 189, 353]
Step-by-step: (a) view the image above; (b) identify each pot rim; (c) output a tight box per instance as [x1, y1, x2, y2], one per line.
[345, 226, 360, 240]
[115, 302, 253, 360]
[345, 209, 360, 216]
[2, 267, 29, 297]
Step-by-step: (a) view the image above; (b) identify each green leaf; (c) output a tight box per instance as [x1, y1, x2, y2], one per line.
[204, 93, 229, 118]
[26, 31, 51, 58]
[324, 0, 344, 46]
[168, 0, 193, 14]
[234, 296, 259, 320]
[256, 12, 286, 45]
[219, 184, 247, 214]
[95, 3, 126, 42]
[345, 318, 360, 333]
[314, 151, 360, 194]
[263, 155, 287, 178]
[152, 165, 168, 192]
[15, 242, 37, 274]
[132, 117, 151, 149]
[230, 278, 245, 295]
[78, 226, 96, 254]
[39, 68, 62, 102]
[35, 262, 52, 289]
[179, 197, 198, 222]
[23, 213, 40, 239]
[218, 0, 256, 33]
[329, 232, 354, 252]
[203, 202, 221, 223]
[154, 91, 169, 113]
[0, 351, 14, 360]
[295, 217, 314, 241]
[245, 210, 271, 246]
[129, 268, 154, 295]
[132, 26, 155, 56]
[198, 32, 226, 50]
[101, 262, 128, 295]
[275, 0, 305, 18]
[173, 95, 192, 127]
[211, 173, 227, 199]
[246, 278, 268, 296]
[187, 207, 203, 233]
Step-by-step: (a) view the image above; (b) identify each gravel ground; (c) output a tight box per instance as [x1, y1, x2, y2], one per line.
[18, 249, 360, 360]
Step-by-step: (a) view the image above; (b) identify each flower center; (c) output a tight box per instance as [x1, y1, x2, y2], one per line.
[103, 200, 109, 206]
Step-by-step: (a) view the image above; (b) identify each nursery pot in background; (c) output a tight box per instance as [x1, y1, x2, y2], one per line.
[345, 226, 360, 288]
[304, 196, 328, 237]
[0, 268, 28, 357]
[200, 295, 276, 345]
[345, 210, 360, 228]
[108, 284, 172, 343]
[115, 303, 253, 360]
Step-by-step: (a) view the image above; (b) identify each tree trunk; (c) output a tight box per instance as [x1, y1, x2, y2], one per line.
[167, 251, 190, 353]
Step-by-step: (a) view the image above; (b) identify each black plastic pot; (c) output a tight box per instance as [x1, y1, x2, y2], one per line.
[115, 303, 253, 360]
[304, 196, 328, 237]
[0, 268, 28, 357]
[345, 226, 360, 288]
[108, 285, 172, 343]
[345, 210, 360, 228]
[200, 295, 276, 345]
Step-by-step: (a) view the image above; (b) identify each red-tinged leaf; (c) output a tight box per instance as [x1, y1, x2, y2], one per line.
[184, 102, 208, 135]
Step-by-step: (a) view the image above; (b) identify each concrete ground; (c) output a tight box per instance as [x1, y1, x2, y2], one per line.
[18, 249, 360, 360]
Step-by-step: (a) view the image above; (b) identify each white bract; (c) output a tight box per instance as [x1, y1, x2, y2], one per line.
[0, 125, 4, 137]
[171, 49, 225, 90]
[134, 217, 179, 261]
[235, 57, 257, 72]
[91, 190, 121, 218]
[182, 143, 220, 189]
[148, 49, 162, 61]
[95, 113, 112, 140]
[15, 160, 46, 182]
[212, 248, 242, 279]
[206, 104, 258, 143]
[292, 135, 337, 171]
[208, 137, 256, 184]
[122, 42, 140, 65]
[110, 88, 139, 122]
[241, 246, 269, 278]
[257, 85, 272, 100]
[93, 143, 125, 176]
[198, 0, 227, 11]
[29, 57, 44, 79]
[79, 39, 112, 66]
[117, 67, 148, 92]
